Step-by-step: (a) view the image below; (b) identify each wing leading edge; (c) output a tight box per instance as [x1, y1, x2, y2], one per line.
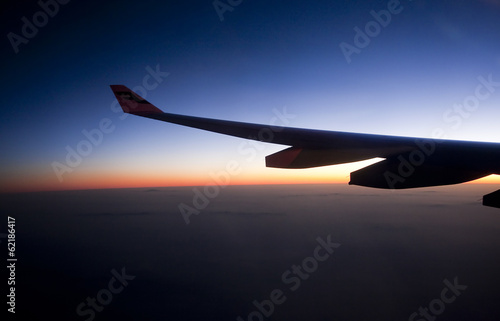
[110, 85, 500, 208]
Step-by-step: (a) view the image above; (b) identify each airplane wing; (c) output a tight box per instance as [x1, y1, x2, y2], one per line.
[110, 85, 500, 208]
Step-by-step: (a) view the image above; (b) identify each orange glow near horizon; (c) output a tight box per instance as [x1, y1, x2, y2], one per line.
[2, 164, 500, 193]
[0, 170, 348, 193]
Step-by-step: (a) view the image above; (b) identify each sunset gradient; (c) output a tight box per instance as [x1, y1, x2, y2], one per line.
[1, 0, 500, 193]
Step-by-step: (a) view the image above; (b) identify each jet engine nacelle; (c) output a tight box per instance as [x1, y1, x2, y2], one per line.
[349, 158, 489, 189]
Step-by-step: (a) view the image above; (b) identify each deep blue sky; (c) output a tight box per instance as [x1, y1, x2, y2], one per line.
[1, 0, 500, 191]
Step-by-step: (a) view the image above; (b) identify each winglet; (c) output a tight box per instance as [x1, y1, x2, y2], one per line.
[110, 85, 163, 115]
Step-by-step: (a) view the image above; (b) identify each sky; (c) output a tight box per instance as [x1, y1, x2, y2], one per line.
[1, 0, 500, 192]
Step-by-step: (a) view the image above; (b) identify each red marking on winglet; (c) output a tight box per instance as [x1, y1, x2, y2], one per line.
[110, 85, 163, 115]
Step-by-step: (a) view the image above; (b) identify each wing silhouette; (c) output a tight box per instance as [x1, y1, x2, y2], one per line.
[110, 85, 500, 208]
